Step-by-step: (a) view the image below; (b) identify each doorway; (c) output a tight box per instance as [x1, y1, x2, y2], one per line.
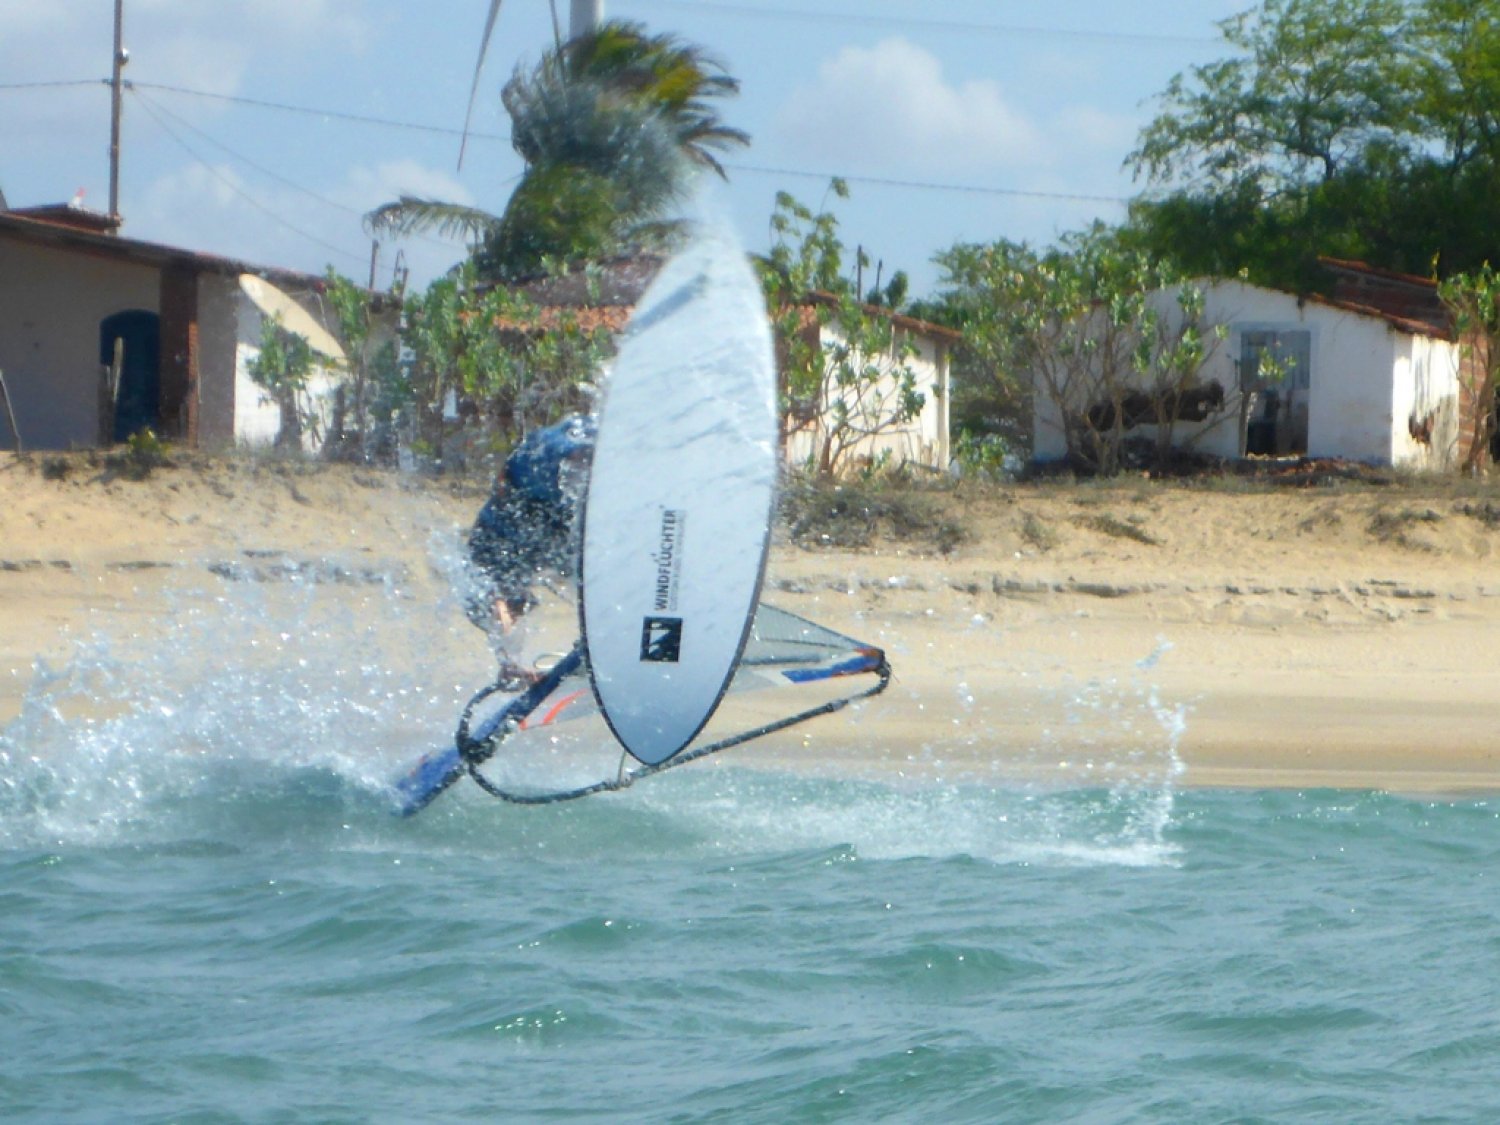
[100, 310, 162, 442]
[1240, 329, 1311, 455]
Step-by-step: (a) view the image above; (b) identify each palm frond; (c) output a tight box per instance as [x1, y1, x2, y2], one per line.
[364, 197, 502, 243]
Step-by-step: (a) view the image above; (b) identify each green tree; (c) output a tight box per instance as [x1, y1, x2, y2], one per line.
[759, 183, 925, 477]
[936, 225, 1226, 476]
[1125, 0, 1500, 289]
[396, 261, 611, 465]
[320, 270, 404, 462]
[1438, 262, 1500, 473]
[1130, 0, 1410, 193]
[246, 317, 318, 450]
[368, 21, 747, 280]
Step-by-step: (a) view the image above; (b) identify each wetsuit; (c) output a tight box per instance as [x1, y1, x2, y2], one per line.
[466, 414, 596, 628]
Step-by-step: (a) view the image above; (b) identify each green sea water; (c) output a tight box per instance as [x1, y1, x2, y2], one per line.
[4, 581, 1499, 1123]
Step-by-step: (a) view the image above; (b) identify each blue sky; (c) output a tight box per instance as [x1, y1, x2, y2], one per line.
[0, 0, 1248, 297]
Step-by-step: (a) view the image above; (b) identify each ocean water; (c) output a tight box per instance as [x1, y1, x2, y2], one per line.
[5, 578, 1500, 1123]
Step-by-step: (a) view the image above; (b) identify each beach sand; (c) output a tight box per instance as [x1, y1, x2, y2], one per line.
[4, 451, 1499, 793]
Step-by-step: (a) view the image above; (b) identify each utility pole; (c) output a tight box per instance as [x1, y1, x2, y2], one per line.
[570, 0, 602, 39]
[108, 0, 128, 224]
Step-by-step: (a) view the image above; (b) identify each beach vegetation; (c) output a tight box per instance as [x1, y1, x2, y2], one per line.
[1437, 263, 1500, 475]
[1074, 512, 1162, 547]
[935, 224, 1226, 477]
[392, 261, 609, 468]
[1368, 506, 1443, 551]
[1018, 510, 1060, 552]
[780, 468, 968, 554]
[245, 318, 318, 451]
[761, 183, 926, 478]
[318, 271, 404, 464]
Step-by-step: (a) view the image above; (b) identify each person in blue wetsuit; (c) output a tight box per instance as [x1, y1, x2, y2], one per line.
[466, 415, 596, 660]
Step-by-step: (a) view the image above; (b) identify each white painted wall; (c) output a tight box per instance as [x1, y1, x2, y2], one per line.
[1031, 279, 1459, 468]
[234, 293, 343, 452]
[0, 231, 353, 453]
[1298, 297, 1397, 464]
[0, 237, 158, 449]
[783, 320, 951, 472]
[1390, 332, 1462, 470]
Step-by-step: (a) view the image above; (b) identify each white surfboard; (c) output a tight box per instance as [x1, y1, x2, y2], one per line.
[580, 227, 778, 766]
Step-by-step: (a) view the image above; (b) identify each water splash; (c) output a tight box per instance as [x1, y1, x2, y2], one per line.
[3, 537, 1188, 867]
[0, 558, 475, 848]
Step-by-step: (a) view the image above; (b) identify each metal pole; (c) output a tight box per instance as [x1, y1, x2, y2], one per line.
[108, 0, 125, 223]
[569, 0, 602, 38]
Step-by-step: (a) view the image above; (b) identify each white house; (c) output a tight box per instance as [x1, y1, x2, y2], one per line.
[781, 293, 958, 474]
[1032, 278, 1466, 471]
[507, 261, 959, 474]
[0, 203, 354, 453]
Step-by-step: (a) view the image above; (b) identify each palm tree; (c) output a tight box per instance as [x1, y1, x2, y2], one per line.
[367, 20, 747, 280]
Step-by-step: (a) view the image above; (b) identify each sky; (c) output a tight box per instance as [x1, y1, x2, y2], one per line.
[0, 0, 1250, 298]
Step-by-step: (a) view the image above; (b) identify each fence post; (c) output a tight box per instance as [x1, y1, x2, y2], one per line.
[0, 367, 21, 453]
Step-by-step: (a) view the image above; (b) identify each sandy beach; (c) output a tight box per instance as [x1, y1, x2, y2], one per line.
[3, 450, 1499, 793]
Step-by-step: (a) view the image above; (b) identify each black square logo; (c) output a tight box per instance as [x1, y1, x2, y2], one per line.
[640, 616, 682, 663]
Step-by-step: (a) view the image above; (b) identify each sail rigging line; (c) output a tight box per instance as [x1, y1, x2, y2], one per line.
[458, 648, 892, 806]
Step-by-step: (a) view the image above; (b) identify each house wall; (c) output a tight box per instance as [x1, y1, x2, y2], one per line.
[1299, 299, 1398, 464]
[234, 294, 342, 452]
[0, 237, 159, 449]
[196, 274, 241, 448]
[1031, 279, 1451, 468]
[1391, 332, 1462, 470]
[783, 321, 951, 472]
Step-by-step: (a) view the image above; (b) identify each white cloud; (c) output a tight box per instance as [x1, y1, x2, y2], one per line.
[770, 38, 1044, 177]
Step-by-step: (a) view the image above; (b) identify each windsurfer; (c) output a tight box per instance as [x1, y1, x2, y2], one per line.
[465, 414, 595, 681]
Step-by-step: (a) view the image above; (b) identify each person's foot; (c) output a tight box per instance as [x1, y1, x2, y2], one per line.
[495, 661, 542, 691]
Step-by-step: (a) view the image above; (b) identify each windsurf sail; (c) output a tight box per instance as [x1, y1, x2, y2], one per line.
[579, 225, 778, 766]
[392, 604, 889, 814]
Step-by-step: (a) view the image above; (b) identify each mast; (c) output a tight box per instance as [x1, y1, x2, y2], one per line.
[570, 0, 602, 38]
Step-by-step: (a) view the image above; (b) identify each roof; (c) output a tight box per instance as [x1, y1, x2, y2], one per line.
[1317, 255, 1450, 336]
[508, 254, 665, 308]
[804, 290, 963, 344]
[8, 202, 122, 235]
[488, 257, 962, 346]
[1199, 276, 1453, 341]
[1318, 255, 1437, 291]
[1301, 290, 1453, 340]
[0, 209, 335, 295]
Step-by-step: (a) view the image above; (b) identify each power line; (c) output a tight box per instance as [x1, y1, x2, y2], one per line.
[730, 163, 1129, 205]
[128, 80, 510, 144]
[132, 86, 365, 216]
[632, 1, 1222, 46]
[0, 79, 101, 91]
[129, 80, 1128, 205]
[129, 89, 370, 267]
[130, 85, 469, 253]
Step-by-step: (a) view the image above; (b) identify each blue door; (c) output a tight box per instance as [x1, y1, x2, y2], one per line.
[100, 310, 161, 443]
